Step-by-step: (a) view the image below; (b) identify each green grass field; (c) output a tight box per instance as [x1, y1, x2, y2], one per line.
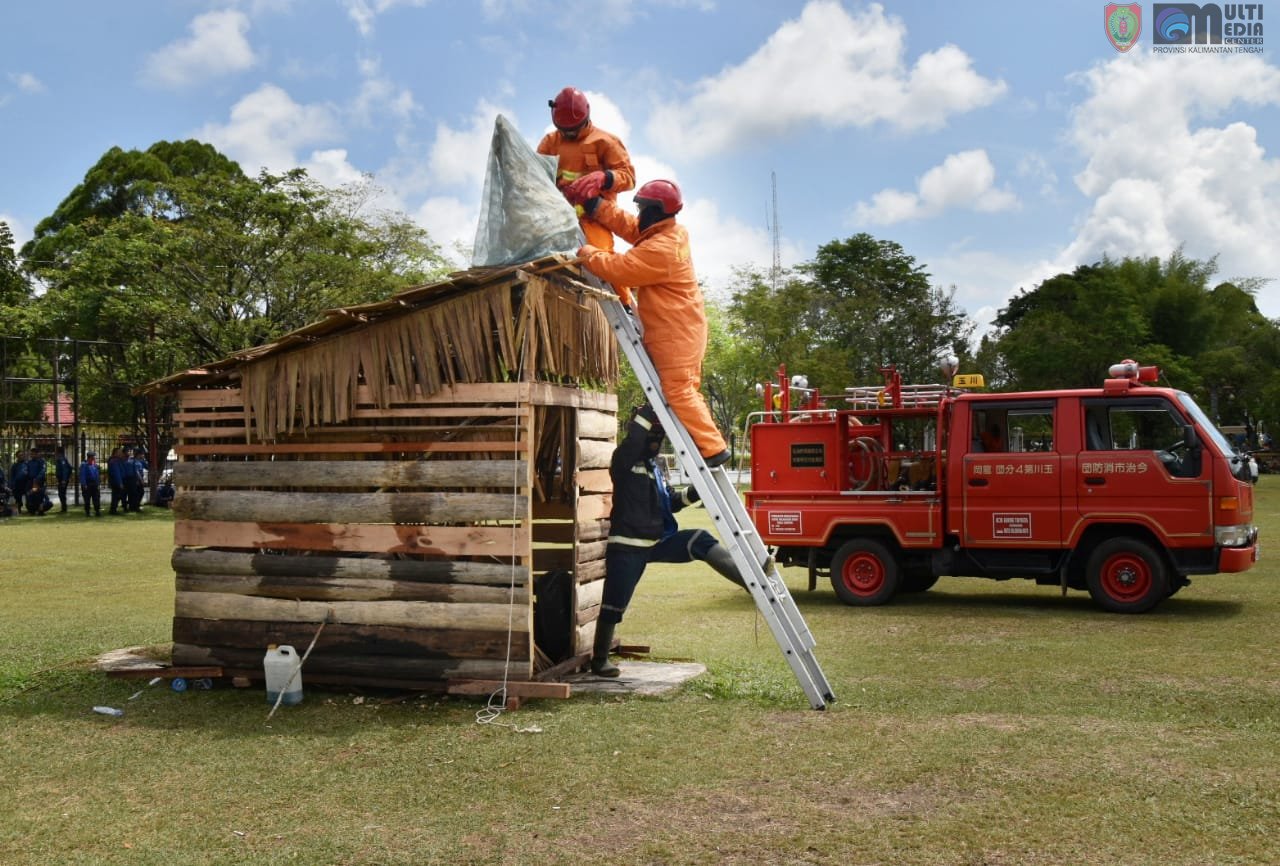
[1, 483, 1278, 865]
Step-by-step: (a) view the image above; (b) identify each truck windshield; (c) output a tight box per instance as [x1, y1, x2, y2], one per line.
[1177, 393, 1236, 455]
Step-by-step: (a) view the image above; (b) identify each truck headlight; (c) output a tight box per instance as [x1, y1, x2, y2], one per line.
[1215, 524, 1258, 547]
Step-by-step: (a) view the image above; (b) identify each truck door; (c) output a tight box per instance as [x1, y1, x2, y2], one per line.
[1075, 398, 1212, 540]
[957, 400, 1064, 547]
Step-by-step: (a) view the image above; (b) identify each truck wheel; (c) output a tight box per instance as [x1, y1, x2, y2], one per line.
[1086, 538, 1168, 613]
[831, 539, 900, 606]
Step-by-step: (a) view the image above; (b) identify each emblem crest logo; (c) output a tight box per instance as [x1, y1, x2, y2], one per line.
[1105, 4, 1143, 52]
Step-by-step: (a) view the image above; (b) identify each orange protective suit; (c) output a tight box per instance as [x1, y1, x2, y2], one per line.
[578, 199, 728, 459]
[537, 122, 635, 251]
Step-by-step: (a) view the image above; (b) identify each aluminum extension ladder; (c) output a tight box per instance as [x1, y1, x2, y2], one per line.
[595, 292, 835, 710]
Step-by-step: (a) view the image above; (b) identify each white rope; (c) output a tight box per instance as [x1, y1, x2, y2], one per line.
[476, 309, 532, 728]
[266, 613, 329, 723]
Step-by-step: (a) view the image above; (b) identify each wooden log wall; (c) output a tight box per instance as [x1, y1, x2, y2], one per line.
[170, 380, 615, 688]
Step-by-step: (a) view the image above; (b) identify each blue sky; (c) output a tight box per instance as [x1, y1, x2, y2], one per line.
[2, 0, 1278, 334]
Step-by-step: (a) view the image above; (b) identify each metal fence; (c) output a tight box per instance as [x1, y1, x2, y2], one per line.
[2, 427, 173, 507]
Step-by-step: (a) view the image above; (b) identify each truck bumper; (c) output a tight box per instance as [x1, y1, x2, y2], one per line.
[1219, 543, 1259, 573]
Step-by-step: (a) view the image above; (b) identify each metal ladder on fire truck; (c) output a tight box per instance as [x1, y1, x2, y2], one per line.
[589, 286, 835, 710]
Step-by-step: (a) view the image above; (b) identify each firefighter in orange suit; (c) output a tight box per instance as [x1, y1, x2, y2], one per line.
[577, 180, 731, 467]
[538, 87, 636, 303]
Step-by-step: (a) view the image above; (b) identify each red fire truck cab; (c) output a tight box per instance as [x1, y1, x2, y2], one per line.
[746, 361, 1260, 613]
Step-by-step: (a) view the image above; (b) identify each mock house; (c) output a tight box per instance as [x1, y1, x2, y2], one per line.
[141, 255, 620, 696]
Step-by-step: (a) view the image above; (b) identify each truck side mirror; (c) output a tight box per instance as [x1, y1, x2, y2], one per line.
[1183, 424, 1198, 450]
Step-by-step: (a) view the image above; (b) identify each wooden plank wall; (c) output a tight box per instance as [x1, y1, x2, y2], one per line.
[574, 408, 615, 656]
[169, 381, 614, 687]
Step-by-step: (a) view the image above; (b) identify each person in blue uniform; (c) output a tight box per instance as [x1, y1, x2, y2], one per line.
[79, 451, 102, 517]
[54, 447, 73, 512]
[591, 404, 746, 677]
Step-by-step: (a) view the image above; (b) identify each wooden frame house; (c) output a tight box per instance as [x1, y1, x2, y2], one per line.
[141, 256, 619, 697]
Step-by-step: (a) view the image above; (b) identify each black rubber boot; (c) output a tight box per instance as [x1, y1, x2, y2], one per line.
[704, 543, 747, 589]
[591, 619, 620, 677]
[705, 450, 731, 468]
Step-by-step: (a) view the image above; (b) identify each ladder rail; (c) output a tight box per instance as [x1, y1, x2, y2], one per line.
[596, 291, 834, 709]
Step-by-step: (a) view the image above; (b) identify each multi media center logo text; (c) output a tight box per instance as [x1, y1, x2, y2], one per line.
[1106, 4, 1266, 53]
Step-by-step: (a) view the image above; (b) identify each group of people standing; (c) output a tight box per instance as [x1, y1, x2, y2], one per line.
[3, 446, 149, 518]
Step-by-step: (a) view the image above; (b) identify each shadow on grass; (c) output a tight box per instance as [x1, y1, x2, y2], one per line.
[791, 584, 1246, 620]
[0, 506, 174, 524]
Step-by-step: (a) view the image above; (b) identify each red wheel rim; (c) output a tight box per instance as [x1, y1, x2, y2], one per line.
[1100, 552, 1152, 602]
[841, 551, 885, 596]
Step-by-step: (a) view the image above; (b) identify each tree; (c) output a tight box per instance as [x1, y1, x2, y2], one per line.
[702, 301, 763, 455]
[992, 259, 1153, 389]
[988, 253, 1280, 431]
[727, 236, 974, 399]
[19, 142, 450, 425]
[0, 222, 33, 334]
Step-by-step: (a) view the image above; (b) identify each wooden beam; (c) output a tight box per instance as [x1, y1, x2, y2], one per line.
[575, 468, 612, 494]
[176, 574, 528, 605]
[576, 494, 610, 522]
[174, 490, 527, 524]
[175, 459, 528, 490]
[174, 592, 530, 632]
[176, 441, 528, 456]
[576, 408, 617, 440]
[179, 389, 244, 409]
[577, 439, 614, 469]
[174, 520, 528, 557]
[172, 643, 531, 682]
[172, 618, 525, 660]
[171, 548, 526, 586]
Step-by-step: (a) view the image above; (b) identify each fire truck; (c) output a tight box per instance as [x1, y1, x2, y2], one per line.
[745, 359, 1260, 613]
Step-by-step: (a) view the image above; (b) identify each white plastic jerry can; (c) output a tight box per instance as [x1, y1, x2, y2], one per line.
[263, 644, 304, 706]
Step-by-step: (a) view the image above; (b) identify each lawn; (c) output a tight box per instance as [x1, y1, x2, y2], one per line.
[1, 482, 1278, 865]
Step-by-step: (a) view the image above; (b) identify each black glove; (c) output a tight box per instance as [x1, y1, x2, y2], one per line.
[634, 403, 659, 426]
[685, 485, 700, 504]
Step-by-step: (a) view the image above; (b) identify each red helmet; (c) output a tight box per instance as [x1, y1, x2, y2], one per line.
[634, 179, 683, 215]
[548, 87, 590, 131]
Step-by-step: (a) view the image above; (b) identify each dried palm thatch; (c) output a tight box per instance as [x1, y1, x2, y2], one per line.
[239, 274, 617, 440]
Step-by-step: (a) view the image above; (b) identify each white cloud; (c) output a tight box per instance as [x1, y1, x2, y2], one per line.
[342, 0, 431, 37]
[142, 10, 257, 89]
[1050, 52, 1280, 317]
[9, 72, 44, 94]
[1, 213, 31, 251]
[413, 195, 477, 266]
[854, 149, 1018, 225]
[647, 0, 1006, 159]
[194, 83, 341, 175]
[304, 148, 369, 188]
[426, 101, 515, 190]
[927, 246, 1042, 341]
[682, 197, 804, 304]
[1016, 152, 1059, 199]
[353, 57, 418, 124]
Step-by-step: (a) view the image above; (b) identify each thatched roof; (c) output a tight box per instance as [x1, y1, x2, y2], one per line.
[141, 255, 618, 438]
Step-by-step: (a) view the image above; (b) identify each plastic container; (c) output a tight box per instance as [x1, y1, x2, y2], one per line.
[92, 706, 125, 717]
[263, 645, 304, 706]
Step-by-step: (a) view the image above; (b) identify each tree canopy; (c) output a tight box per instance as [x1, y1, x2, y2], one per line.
[988, 251, 1280, 429]
[6, 140, 449, 426]
[726, 234, 974, 404]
